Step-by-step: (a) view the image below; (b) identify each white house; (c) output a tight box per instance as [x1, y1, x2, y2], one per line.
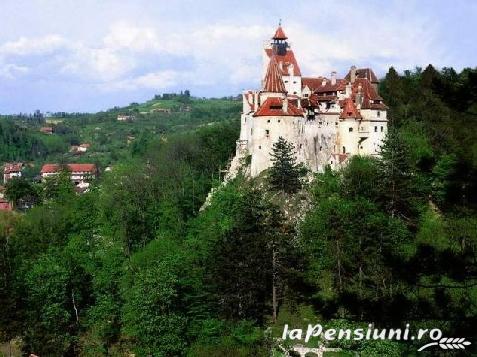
[3, 163, 23, 183]
[40, 163, 97, 188]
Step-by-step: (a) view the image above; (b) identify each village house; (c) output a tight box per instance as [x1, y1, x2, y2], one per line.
[3, 162, 23, 183]
[39, 126, 53, 134]
[117, 114, 136, 122]
[229, 25, 388, 177]
[0, 186, 12, 211]
[70, 143, 91, 154]
[40, 163, 97, 189]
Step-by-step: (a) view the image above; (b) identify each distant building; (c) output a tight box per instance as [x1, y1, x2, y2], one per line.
[0, 197, 12, 211]
[70, 143, 91, 154]
[3, 163, 23, 183]
[40, 127, 53, 134]
[40, 163, 97, 189]
[152, 108, 171, 113]
[0, 186, 12, 211]
[117, 114, 136, 122]
[78, 143, 90, 152]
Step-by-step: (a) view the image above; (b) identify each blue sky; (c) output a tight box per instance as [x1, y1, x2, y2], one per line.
[0, 0, 475, 113]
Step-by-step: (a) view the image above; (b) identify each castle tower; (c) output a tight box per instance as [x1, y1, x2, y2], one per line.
[263, 23, 302, 96]
[271, 24, 288, 55]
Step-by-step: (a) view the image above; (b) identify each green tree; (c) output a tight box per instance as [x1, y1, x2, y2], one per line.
[268, 137, 305, 194]
[4, 177, 39, 209]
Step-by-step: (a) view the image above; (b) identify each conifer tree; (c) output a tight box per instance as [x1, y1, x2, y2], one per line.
[268, 137, 305, 194]
[377, 128, 416, 218]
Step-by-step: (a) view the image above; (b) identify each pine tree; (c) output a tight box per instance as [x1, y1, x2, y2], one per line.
[268, 137, 305, 194]
[377, 128, 415, 218]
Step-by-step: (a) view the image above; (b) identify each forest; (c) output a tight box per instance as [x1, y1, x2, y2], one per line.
[0, 65, 476, 356]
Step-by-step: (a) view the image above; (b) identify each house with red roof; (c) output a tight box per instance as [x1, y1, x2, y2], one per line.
[3, 162, 23, 183]
[40, 163, 97, 190]
[228, 23, 388, 178]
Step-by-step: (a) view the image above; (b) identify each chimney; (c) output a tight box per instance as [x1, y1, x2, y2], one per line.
[331, 71, 336, 85]
[254, 92, 259, 111]
[350, 65, 357, 83]
[356, 84, 363, 109]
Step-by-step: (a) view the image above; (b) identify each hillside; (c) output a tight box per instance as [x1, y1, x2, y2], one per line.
[1, 66, 477, 356]
[0, 95, 242, 177]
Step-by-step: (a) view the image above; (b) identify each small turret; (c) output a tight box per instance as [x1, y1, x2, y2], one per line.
[271, 21, 288, 56]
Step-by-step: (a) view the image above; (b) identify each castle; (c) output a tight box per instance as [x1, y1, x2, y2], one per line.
[231, 25, 388, 177]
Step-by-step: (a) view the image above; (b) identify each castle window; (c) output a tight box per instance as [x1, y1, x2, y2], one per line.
[377, 111, 381, 117]
[342, 146, 346, 154]
[360, 146, 363, 149]
[293, 91, 297, 94]
[251, 128, 253, 135]
[278, 119, 280, 123]
[267, 119, 270, 123]
[335, 122, 338, 126]
[284, 80, 289, 83]
[319, 146, 322, 151]
[349, 127, 353, 132]
[299, 144, 303, 149]
[330, 161, 333, 165]
[265, 129, 270, 137]
[381, 126, 384, 132]
[258, 145, 261, 149]
[374, 126, 378, 132]
[293, 81, 297, 84]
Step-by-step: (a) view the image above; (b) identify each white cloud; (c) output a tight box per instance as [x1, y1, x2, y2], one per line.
[0, 35, 66, 56]
[106, 70, 181, 91]
[61, 45, 135, 81]
[0, 63, 29, 79]
[103, 23, 159, 52]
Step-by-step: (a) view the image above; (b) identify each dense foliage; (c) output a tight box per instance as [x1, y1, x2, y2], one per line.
[0, 66, 476, 356]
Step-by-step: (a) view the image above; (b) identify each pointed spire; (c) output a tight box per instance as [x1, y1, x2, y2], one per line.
[263, 56, 286, 93]
[273, 23, 288, 40]
[340, 97, 362, 119]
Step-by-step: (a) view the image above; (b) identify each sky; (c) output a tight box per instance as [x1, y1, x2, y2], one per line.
[0, 0, 475, 113]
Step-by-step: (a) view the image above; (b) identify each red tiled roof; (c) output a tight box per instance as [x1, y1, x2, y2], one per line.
[340, 98, 362, 119]
[314, 79, 346, 93]
[302, 77, 324, 91]
[263, 57, 286, 93]
[316, 95, 338, 102]
[265, 48, 301, 76]
[4, 163, 22, 174]
[345, 68, 378, 83]
[254, 97, 303, 117]
[351, 78, 387, 110]
[273, 26, 288, 40]
[41, 163, 97, 174]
